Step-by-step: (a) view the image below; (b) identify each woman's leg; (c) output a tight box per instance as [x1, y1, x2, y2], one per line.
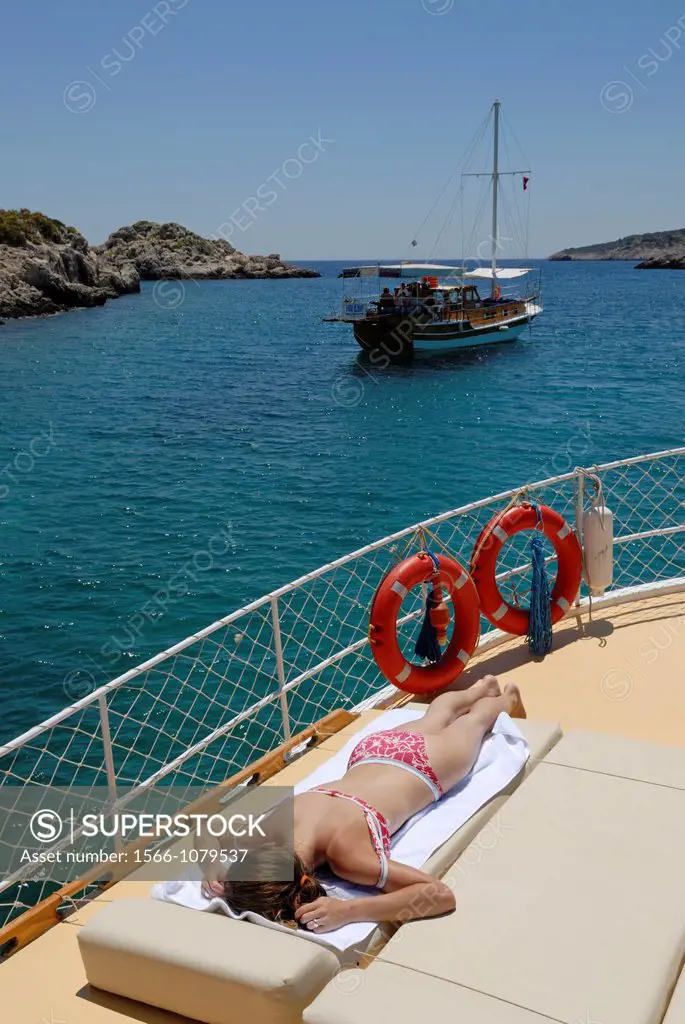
[389, 675, 502, 736]
[425, 683, 525, 792]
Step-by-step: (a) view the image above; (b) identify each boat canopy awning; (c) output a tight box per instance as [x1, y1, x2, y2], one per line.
[340, 263, 466, 279]
[465, 268, 533, 279]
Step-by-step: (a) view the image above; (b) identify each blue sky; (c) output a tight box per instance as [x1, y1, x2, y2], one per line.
[2, 0, 685, 258]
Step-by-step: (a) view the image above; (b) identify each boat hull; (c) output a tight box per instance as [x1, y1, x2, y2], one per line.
[353, 307, 538, 361]
[412, 318, 529, 353]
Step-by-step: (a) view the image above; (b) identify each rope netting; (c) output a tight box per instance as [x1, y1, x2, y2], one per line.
[1, 449, 683, 930]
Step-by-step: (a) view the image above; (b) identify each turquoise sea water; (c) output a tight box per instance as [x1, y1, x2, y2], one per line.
[0, 260, 683, 743]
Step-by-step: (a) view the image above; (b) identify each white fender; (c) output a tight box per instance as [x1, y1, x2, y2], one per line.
[582, 503, 614, 596]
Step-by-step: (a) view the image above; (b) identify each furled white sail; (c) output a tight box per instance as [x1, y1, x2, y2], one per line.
[466, 268, 532, 279]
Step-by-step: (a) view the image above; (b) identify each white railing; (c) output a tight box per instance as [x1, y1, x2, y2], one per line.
[1, 447, 684, 928]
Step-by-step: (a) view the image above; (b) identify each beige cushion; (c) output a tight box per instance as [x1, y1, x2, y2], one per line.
[544, 728, 685, 789]
[304, 961, 547, 1024]
[78, 898, 338, 1024]
[664, 970, 685, 1022]
[358, 719, 562, 960]
[378, 746, 685, 1024]
[424, 718, 561, 877]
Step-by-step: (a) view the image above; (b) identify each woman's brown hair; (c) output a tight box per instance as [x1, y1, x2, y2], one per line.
[206, 846, 327, 927]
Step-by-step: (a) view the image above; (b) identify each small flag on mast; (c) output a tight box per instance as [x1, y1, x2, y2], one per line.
[523, 176, 529, 191]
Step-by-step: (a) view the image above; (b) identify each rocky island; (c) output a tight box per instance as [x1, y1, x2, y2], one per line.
[549, 228, 685, 269]
[96, 220, 319, 281]
[0, 210, 139, 320]
[0, 211, 319, 320]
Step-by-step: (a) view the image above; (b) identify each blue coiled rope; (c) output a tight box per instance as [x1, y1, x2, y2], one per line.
[414, 550, 442, 664]
[527, 502, 553, 657]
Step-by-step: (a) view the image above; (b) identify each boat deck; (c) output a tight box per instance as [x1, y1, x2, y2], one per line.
[3, 590, 684, 1023]
[436, 590, 685, 748]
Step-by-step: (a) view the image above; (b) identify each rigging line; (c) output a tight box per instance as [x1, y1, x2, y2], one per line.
[454, 103, 497, 260]
[500, 110, 533, 260]
[461, 109, 493, 174]
[408, 109, 491, 251]
[427, 129, 491, 260]
[500, 174, 525, 254]
[464, 177, 492, 258]
[500, 130, 527, 251]
[423, 110, 492, 257]
[501, 199, 522, 259]
[460, 173, 465, 267]
[429, 147, 486, 260]
[430, 161, 480, 259]
[506, 175, 527, 257]
[500, 112, 530, 213]
[464, 177, 493, 263]
[500, 108, 531, 172]
[461, 123, 494, 260]
[430, 182, 463, 259]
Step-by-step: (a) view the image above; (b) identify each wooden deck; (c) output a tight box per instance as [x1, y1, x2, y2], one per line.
[437, 590, 685, 748]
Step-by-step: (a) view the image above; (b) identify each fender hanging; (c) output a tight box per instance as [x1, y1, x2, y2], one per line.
[369, 552, 480, 694]
[470, 503, 582, 635]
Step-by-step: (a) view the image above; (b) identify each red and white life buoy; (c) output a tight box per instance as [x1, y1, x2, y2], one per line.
[470, 503, 582, 635]
[369, 552, 480, 694]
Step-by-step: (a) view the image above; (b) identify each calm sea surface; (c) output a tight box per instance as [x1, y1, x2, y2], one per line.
[0, 259, 683, 741]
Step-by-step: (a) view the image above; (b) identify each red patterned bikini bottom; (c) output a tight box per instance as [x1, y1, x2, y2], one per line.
[348, 729, 444, 801]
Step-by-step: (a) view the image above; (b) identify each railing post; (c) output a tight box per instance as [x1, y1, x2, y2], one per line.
[574, 468, 586, 608]
[270, 596, 292, 743]
[98, 693, 122, 852]
[98, 694, 118, 805]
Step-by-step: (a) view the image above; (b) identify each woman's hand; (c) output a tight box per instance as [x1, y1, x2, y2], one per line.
[294, 896, 354, 933]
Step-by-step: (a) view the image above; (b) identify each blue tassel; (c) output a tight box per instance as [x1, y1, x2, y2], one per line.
[415, 592, 443, 664]
[414, 550, 442, 664]
[527, 508, 553, 657]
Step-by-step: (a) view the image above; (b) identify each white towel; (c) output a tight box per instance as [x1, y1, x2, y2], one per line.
[152, 707, 529, 955]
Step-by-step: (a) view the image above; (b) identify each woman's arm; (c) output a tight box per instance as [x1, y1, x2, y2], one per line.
[295, 860, 455, 933]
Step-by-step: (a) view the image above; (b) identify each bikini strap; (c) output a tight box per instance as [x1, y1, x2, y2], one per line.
[376, 851, 389, 889]
[314, 788, 389, 889]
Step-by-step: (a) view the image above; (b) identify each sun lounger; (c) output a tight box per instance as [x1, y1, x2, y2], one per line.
[77, 716, 561, 1024]
[305, 729, 685, 1024]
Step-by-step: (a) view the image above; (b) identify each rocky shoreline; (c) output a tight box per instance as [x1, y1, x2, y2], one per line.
[634, 256, 685, 269]
[0, 212, 139, 320]
[0, 212, 319, 321]
[549, 228, 685, 269]
[96, 220, 320, 282]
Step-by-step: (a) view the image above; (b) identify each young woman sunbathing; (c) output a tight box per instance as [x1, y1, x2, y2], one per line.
[203, 676, 524, 934]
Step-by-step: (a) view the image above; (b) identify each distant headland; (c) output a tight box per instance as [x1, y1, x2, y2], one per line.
[0, 211, 320, 320]
[548, 229, 685, 269]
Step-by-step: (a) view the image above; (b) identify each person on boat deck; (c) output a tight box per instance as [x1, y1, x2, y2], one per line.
[422, 290, 437, 317]
[379, 287, 395, 313]
[202, 677, 525, 934]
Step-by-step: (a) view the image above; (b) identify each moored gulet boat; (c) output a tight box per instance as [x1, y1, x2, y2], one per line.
[2, 447, 685, 1024]
[335, 102, 542, 361]
[346, 264, 541, 359]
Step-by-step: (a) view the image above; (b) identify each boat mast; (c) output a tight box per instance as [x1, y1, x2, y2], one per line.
[490, 99, 500, 298]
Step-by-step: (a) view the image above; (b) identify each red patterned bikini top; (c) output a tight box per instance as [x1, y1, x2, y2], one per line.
[314, 788, 390, 889]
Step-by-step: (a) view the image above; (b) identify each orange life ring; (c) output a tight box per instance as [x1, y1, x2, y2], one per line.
[470, 503, 582, 635]
[369, 552, 480, 694]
